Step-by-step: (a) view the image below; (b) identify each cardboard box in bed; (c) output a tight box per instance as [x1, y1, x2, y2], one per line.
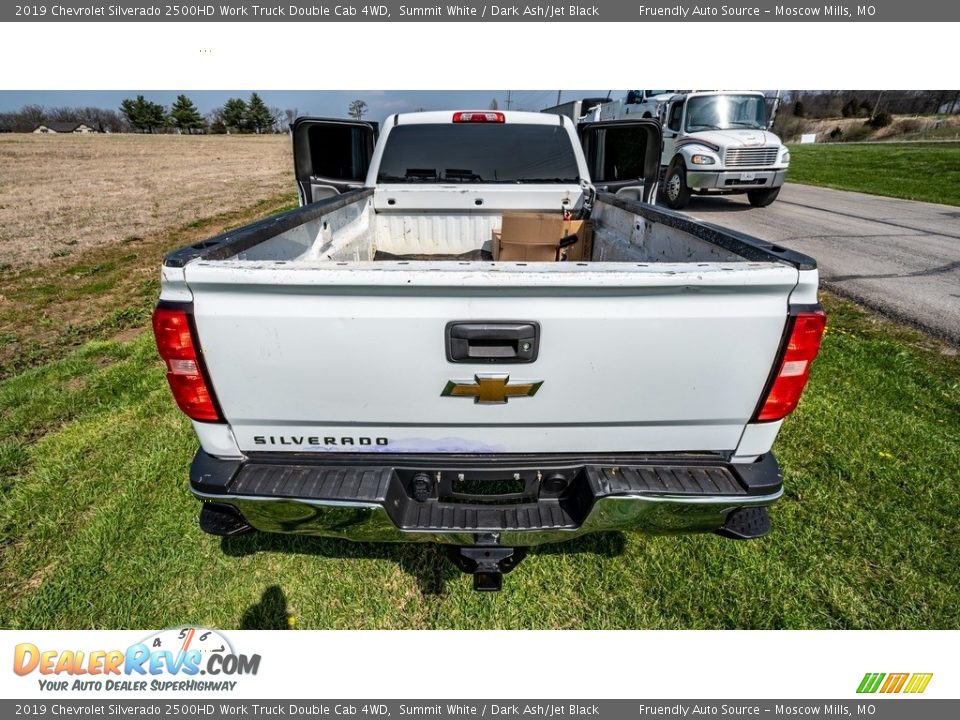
[493, 212, 593, 262]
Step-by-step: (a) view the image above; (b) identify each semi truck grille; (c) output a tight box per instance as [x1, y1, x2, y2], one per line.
[725, 147, 779, 167]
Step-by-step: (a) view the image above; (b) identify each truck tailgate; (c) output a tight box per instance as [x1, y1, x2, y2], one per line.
[184, 261, 797, 454]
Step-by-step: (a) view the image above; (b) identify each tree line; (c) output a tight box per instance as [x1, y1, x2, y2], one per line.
[785, 90, 960, 120]
[121, 92, 282, 134]
[0, 93, 299, 134]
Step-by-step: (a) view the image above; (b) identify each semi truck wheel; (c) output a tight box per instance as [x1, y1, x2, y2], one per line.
[747, 187, 781, 207]
[664, 162, 691, 210]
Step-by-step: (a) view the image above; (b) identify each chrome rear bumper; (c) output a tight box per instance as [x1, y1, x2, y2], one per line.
[190, 450, 783, 546]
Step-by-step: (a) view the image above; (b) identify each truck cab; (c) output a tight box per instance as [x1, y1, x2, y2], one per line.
[660, 91, 790, 209]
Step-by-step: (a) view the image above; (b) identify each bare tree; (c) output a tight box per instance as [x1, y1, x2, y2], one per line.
[268, 107, 284, 132]
[283, 108, 299, 131]
[18, 104, 46, 131]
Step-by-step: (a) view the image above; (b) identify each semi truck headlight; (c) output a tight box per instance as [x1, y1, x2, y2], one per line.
[781, 150, 791, 164]
[691, 154, 716, 165]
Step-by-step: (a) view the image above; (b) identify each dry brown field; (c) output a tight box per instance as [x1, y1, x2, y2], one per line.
[0, 133, 292, 269]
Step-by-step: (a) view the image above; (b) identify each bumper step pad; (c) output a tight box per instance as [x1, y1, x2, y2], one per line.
[591, 465, 745, 496]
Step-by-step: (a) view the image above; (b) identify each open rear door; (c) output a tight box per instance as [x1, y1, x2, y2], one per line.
[579, 119, 662, 204]
[292, 117, 378, 205]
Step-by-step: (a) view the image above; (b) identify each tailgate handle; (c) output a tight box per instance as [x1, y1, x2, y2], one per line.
[445, 322, 540, 364]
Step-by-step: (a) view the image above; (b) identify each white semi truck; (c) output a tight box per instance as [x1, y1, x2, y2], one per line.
[154, 110, 824, 590]
[659, 91, 790, 209]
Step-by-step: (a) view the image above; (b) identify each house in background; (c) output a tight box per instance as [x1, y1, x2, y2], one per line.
[33, 121, 98, 134]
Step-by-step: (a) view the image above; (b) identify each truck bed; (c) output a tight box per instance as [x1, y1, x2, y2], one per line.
[166, 189, 810, 268]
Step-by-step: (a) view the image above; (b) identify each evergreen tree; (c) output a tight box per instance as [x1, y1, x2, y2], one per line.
[170, 94, 205, 133]
[246, 93, 275, 134]
[119, 95, 167, 133]
[220, 97, 248, 133]
[148, 101, 167, 132]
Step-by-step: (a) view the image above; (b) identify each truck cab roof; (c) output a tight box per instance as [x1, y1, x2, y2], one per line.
[387, 109, 573, 127]
[669, 90, 767, 101]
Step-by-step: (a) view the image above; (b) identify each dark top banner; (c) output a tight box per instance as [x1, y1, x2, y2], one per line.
[4, 0, 959, 22]
[2, 700, 960, 719]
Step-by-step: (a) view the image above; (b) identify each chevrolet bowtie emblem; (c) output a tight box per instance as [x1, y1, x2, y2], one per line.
[441, 374, 543, 405]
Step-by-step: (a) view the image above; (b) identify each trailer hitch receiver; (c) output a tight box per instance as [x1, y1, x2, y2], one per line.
[447, 543, 527, 592]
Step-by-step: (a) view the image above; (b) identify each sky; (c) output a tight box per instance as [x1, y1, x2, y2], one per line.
[0, 90, 624, 125]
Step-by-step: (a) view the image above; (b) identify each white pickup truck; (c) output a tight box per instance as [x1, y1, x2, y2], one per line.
[596, 90, 678, 120]
[153, 110, 825, 590]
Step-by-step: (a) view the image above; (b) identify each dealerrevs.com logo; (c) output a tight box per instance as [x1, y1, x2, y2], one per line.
[13, 627, 260, 692]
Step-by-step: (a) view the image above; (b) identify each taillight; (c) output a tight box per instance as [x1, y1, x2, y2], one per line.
[754, 308, 827, 422]
[152, 305, 223, 423]
[452, 111, 505, 123]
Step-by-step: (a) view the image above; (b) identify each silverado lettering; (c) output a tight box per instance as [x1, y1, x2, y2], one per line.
[253, 436, 388, 446]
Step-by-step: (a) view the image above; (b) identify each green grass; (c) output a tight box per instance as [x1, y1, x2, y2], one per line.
[787, 143, 960, 206]
[0, 193, 298, 382]
[1, 294, 958, 630]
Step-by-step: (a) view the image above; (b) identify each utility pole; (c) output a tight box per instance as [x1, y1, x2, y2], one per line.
[506, 91, 512, 110]
[556, 91, 562, 105]
[871, 90, 885, 119]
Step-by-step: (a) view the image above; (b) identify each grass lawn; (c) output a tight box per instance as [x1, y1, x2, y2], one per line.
[1, 294, 958, 630]
[787, 142, 960, 206]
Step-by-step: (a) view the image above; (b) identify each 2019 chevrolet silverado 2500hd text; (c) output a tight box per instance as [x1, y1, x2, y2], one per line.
[153, 110, 825, 590]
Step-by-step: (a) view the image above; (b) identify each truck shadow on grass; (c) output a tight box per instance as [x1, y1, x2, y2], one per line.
[221, 531, 626, 597]
[240, 585, 291, 629]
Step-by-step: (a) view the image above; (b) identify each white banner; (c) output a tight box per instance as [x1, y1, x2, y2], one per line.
[3, 630, 955, 699]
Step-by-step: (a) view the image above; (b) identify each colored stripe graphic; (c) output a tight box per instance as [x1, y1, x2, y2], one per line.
[857, 672, 932, 694]
[857, 673, 885, 693]
[881, 673, 909, 693]
[904, 673, 934, 694]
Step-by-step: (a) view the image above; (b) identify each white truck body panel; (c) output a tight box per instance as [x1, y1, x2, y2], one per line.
[185, 260, 796, 454]
[597, 92, 676, 121]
